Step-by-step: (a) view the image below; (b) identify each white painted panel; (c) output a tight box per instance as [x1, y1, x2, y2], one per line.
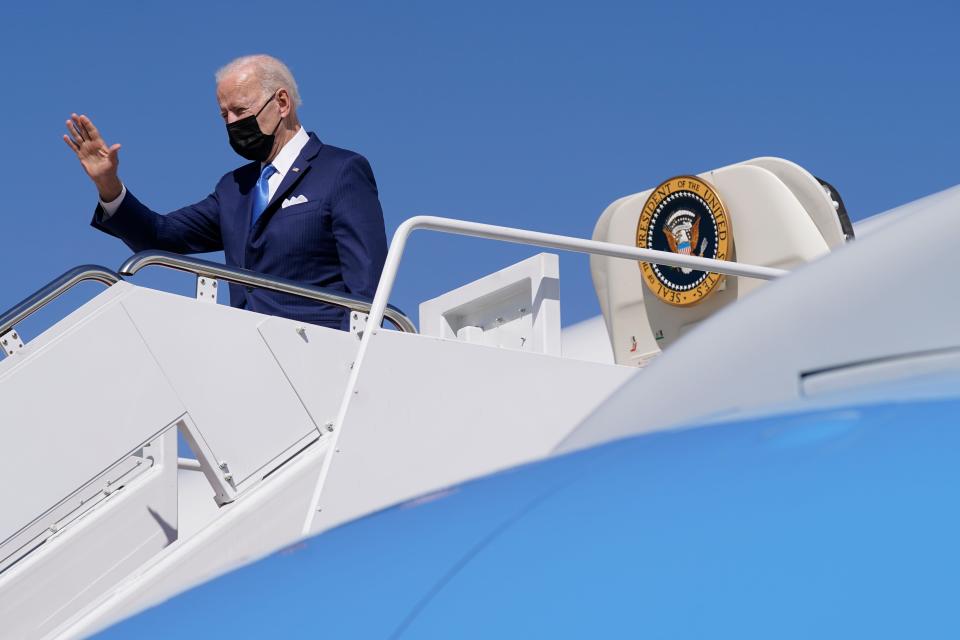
[420, 253, 562, 356]
[744, 156, 846, 248]
[0, 294, 184, 546]
[119, 289, 319, 487]
[718, 164, 828, 284]
[65, 440, 331, 639]
[0, 428, 177, 640]
[257, 319, 358, 428]
[590, 193, 660, 363]
[311, 331, 637, 532]
[562, 315, 614, 364]
[176, 467, 222, 540]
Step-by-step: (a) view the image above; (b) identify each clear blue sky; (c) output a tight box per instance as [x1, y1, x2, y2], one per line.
[2, 1, 958, 338]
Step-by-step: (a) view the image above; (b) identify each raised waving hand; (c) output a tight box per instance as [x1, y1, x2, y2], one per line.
[63, 113, 123, 201]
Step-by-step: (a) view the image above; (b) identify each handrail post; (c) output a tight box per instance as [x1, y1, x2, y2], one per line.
[0, 328, 23, 357]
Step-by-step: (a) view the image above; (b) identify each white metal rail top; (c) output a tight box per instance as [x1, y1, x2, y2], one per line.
[373, 216, 786, 335]
[302, 215, 788, 533]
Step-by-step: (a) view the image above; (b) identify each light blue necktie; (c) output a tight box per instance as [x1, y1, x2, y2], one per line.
[250, 163, 278, 227]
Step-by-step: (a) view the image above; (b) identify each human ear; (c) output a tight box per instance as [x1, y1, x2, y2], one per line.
[276, 89, 291, 117]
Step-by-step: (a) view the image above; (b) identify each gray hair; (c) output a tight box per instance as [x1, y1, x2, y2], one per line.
[216, 54, 302, 107]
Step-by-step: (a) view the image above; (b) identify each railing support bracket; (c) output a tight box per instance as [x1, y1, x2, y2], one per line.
[0, 328, 23, 357]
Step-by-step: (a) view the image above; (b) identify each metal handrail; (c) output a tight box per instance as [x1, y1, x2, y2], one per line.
[0, 265, 120, 340]
[118, 250, 418, 334]
[301, 215, 791, 533]
[362, 215, 787, 347]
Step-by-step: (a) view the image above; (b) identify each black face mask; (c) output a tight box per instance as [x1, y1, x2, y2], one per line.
[226, 93, 282, 162]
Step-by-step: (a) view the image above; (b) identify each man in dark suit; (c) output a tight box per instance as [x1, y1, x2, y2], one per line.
[64, 54, 387, 331]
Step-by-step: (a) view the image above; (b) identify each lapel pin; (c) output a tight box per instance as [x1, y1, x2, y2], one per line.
[291, 167, 300, 173]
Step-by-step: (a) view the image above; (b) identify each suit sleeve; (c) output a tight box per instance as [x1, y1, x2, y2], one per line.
[330, 155, 388, 300]
[91, 188, 223, 254]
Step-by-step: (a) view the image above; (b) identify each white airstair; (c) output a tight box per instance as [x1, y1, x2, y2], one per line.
[0, 250, 643, 638]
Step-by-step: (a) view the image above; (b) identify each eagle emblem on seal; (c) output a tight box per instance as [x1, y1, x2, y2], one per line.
[662, 210, 704, 273]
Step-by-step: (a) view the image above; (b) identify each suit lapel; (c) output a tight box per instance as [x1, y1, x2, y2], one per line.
[251, 134, 324, 236]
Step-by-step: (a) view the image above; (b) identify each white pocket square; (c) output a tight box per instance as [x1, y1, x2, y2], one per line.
[281, 194, 309, 208]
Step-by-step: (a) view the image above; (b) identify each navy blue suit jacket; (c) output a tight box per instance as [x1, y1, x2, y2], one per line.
[92, 133, 388, 331]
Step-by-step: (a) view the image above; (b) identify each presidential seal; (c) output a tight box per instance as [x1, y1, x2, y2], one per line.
[636, 175, 731, 306]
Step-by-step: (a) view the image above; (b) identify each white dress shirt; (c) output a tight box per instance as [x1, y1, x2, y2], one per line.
[100, 126, 310, 218]
[262, 125, 309, 202]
